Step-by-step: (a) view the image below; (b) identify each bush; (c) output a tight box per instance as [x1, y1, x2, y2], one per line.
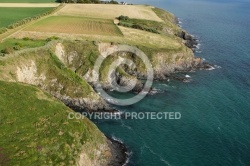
[0, 27, 7, 34]
[109, 0, 118, 4]
[118, 20, 160, 34]
[117, 15, 129, 21]
[46, 36, 60, 42]
[1, 47, 14, 54]
[132, 24, 144, 30]
[13, 45, 21, 51]
[15, 42, 24, 48]
[23, 37, 30, 41]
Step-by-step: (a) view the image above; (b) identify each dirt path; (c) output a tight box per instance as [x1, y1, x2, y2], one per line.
[0, 3, 60, 7]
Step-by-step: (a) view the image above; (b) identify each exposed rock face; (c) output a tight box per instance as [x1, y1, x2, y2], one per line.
[15, 62, 112, 112]
[16, 60, 46, 85]
[77, 137, 128, 166]
[3, 41, 211, 114]
[77, 139, 111, 166]
[55, 93, 112, 112]
[178, 31, 198, 50]
[54, 41, 211, 93]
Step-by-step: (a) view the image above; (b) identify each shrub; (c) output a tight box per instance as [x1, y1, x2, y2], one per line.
[13, 45, 21, 51]
[117, 15, 129, 21]
[0, 27, 7, 34]
[23, 37, 30, 41]
[15, 42, 24, 48]
[109, 0, 118, 4]
[46, 36, 60, 42]
[1, 47, 14, 54]
[132, 24, 144, 30]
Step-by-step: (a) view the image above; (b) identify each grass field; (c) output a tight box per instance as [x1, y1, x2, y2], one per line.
[25, 16, 123, 36]
[0, 7, 54, 28]
[57, 4, 163, 22]
[0, 0, 56, 2]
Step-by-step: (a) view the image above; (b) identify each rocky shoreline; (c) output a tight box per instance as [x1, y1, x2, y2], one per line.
[107, 137, 128, 166]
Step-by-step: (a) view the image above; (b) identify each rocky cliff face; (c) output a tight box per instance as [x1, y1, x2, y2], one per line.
[0, 39, 210, 112]
[52, 40, 209, 94]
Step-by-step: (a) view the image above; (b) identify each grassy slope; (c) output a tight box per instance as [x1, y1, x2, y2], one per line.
[0, 7, 54, 28]
[0, 80, 105, 165]
[152, 7, 181, 34]
[61, 40, 100, 76]
[25, 16, 123, 36]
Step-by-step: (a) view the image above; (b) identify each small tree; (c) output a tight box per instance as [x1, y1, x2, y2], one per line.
[117, 15, 129, 21]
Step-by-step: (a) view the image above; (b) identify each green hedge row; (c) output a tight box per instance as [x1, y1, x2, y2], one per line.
[118, 22, 160, 34]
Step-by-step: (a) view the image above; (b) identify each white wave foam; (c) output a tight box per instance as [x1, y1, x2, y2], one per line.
[196, 43, 201, 49]
[160, 84, 169, 88]
[206, 66, 216, 71]
[144, 145, 172, 166]
[123, 151, 133, 166]
[214, 65, 222, 69]
[111, 135, 124, 143]
[185, 75, 191, 78]
[149, 88, 164, 95]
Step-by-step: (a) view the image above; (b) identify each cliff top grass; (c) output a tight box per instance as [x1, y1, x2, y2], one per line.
[0, 80, 105, 165]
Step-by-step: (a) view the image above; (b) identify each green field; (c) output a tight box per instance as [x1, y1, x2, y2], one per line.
[25, 16, 123, 36]
[0, 7, 54, 28]
[0, 0, 56, 2]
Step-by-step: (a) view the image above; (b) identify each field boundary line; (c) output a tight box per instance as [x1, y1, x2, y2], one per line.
[0, 3, 65, 42]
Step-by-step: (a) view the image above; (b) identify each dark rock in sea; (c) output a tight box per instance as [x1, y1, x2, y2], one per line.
[177, 31, 198, 50]
[107, 137, 128, 166]
[192, 57, 214, 70]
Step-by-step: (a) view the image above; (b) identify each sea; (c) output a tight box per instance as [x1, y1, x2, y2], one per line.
[94, 0, 250, 165]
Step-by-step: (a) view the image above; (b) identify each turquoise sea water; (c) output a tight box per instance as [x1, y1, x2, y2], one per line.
[95, 0, 250, 165]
